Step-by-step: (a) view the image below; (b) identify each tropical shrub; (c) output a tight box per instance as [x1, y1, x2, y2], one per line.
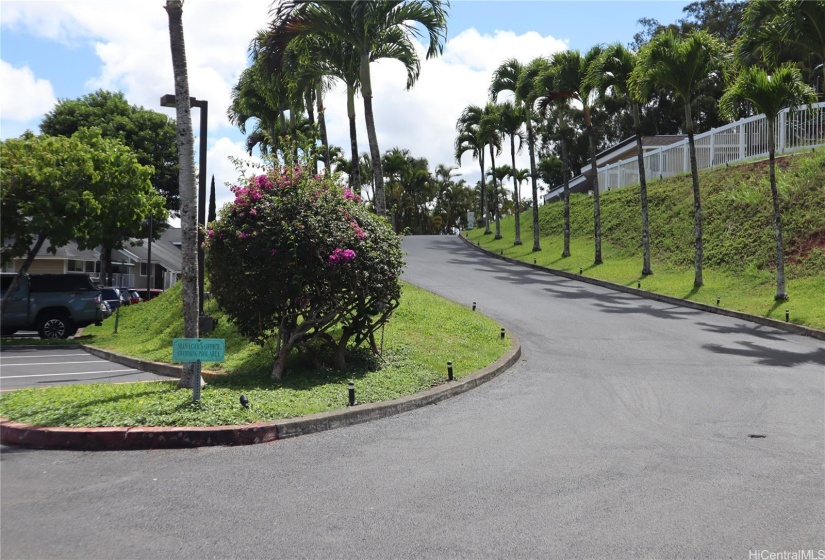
[206, 161, 404, 379]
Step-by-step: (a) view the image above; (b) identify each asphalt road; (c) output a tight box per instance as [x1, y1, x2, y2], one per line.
[1, 235, 823, 559]
[0, 347, 169, 391]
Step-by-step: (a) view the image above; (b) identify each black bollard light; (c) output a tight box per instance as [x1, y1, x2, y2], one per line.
[500, 328, 505, 340]
[348, 381, 355, 406]
[716, 296, 720, 306]
[500, 250, 503, 255]
[785, 310, 790, 322]
[472, 302, 476, 311]
[579, 267, 583, 275]
[637, 281, 641, 289]
[447, 361, 454, 381]
[534, 258, 537, 264]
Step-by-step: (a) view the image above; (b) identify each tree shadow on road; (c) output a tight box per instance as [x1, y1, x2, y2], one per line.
[695, 322, 787, 341]
[702, 340, 825, 368]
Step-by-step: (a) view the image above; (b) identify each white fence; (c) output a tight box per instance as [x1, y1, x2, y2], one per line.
[596, 101, 825, 192]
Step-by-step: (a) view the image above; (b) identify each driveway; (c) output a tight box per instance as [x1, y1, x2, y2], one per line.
[0, 347, 170, 391]
[1, 235, 823, 559]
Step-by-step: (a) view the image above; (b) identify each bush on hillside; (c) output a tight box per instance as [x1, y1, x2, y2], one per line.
[205, 161, 404, 380]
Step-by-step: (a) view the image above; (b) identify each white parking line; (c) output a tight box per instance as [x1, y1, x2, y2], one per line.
[0, 353, 91, 359]
[1, 369, 138, 379]
[0, 360, 107, 367]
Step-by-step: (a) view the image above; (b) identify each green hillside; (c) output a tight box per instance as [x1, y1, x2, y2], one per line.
[467, 150, 825, 329]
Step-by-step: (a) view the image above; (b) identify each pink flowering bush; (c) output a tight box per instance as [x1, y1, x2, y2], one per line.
[206, 161, 403, 380]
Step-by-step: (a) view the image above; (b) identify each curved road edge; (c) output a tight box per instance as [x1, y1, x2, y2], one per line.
[0, 334, 521, 450]
[460, 234, 825, 342]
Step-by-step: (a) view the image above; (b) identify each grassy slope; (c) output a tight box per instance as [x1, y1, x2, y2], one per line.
[0, 282, 511, 427]
[467, 150, 825, 329]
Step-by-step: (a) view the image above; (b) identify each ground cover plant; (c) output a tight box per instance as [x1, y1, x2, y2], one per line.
[0, 281, 511, 427]
[466, 151, 825, 329]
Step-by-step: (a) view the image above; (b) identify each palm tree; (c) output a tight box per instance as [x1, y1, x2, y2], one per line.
[720, 64, 817, 300]
[736, 0, 825, 70]
[264, 0, 449, 217]
[479, 103, 504, 239]
[495, 101, 526, 245]
[548, 47, 606, 265]
[455, 105, 490, 233]
[631, 29, 727, 287]
[589, 42, 653, 276]
[164, 0, 200, 390]
[517, 57, 551, 252]
[489, 58, 541, 249]
[534, 59, 576, 258]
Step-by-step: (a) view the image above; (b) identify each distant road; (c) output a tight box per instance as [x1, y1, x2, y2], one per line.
[1, 235, 823, 559]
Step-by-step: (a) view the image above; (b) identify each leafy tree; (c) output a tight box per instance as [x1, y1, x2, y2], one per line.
[40, 90, 179, 214]
[165, 0, 201, 390]
[1, 130, 165, 311]
[206, 160, 403, 379]
[264, 0, 449, 217]
[480, 103, 504, 239]
[495, 101, 526, 245]
[720, 64, 817, 300]
[631, 29, 727, 287]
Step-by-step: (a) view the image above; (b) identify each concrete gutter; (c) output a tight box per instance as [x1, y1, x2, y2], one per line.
[460, 234, 825, 341]
[0, 334, 521, 450]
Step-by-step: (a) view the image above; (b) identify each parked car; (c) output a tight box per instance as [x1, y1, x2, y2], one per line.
[100, 287, 125, 310]
[1, 273, 107, 339]
[126, 289, 142, 304]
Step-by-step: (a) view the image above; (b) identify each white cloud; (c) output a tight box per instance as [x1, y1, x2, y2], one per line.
[0, 60, 57, 122]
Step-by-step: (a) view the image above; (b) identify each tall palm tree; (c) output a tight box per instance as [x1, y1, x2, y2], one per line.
[720, 64, 817, 300]
[516, 57, 551, 252]
[589, 42, 653, 276]
[164, 0, 200, 390]
[548, 47, 606, 265]
[496, 101, 526, 245]
[265, 0, 449, 217]
[631, 29, 727, 287]
[479, 103, 504, 239]
[534, 59, 576, 258]
[455, 104, 490, 233]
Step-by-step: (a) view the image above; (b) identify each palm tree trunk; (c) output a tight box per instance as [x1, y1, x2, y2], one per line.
[489, 145, 501, 239]
[527, 117, 541, 252]
[316, 84, 331, 176]
[561, 136, 571, 258]
[480, 152, 491, 234]
[633, 102, 652, 275]
[346, 85, 360, 188]
[165, 0, 201, 390]
[511, 135, 522, 245]
[685, 104, 703, 287]
[360, 53, 386, 216]
[767, 120, 787, 300]
[585, 108, 602, 265]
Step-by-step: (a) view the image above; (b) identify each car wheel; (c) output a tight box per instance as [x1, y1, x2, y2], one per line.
[38, 313, 72, 339]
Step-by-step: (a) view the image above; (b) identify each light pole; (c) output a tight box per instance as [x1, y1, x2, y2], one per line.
[160, 94, 208, 317]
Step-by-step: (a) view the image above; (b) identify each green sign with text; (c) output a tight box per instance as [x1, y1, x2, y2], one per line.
[172, 338, 225, 363]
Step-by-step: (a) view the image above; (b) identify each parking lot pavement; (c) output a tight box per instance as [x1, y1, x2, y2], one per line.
[0, 346, 172, 391]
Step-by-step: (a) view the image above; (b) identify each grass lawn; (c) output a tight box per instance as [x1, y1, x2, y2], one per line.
[0, 281, 511, 427]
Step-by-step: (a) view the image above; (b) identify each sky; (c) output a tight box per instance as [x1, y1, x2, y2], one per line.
[0, 0, 691, 215]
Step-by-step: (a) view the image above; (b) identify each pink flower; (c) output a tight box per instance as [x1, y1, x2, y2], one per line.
[328, 247, 356, 266]
[342, 187, 361, 203]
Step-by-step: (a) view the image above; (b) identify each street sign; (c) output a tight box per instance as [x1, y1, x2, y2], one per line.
[172, 338, 225, 363]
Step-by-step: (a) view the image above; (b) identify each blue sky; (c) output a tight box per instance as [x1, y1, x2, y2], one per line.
[1, 1, 689, 208]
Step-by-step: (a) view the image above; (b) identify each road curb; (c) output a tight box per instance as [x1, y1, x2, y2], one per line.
[0, 334, 521, 450]
[460, 234, 825, 341]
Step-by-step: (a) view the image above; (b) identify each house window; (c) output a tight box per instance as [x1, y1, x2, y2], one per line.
[67, 259, 85, 272]
[140, 263, 148, 276]
[85, 261, 100, 273]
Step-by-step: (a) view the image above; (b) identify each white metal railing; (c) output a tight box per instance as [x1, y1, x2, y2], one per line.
[596, 101, 824, 192]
